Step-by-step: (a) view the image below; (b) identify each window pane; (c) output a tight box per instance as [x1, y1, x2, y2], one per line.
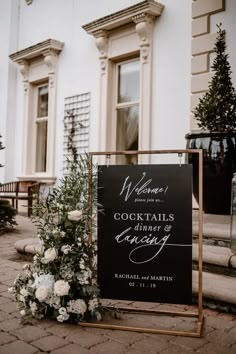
[37, 85, 48, 117]
[116, 105, 139, 164]
[118, 60, 139, 103]
[35, 121, 47, 172]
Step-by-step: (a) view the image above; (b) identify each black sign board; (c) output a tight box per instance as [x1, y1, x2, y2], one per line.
[97, 164, 192, 304]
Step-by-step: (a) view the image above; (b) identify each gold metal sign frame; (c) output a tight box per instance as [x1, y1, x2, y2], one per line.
[81, 149, 204, 337]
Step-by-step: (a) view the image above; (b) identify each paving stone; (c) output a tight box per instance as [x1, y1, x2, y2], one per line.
[83, 326, 113, 336]
[104, 329, 144, 344]
[205, 315, 236, 331]
[50, 343, 90, 354]
[31, 335, 69, 352]
[0, 297, 11, 305]
[0, 286, 9, 293]
[0, 301, 18, 314]
[0, 318, 24, 331]
[0, 279, 16, 286]
[89, 339, 126, 353]
[159, 344, 196, 354]
[12, 325, 49, 342]
[206, 328, 236, 346]
[0, 310, 13, 322]
[144, 332, 173, 342]
[170, 335, 208, 350]
[34, 318, 55, 329]
[129, 337, 168, 353]
[0, 340, 38, 354]
[47, 323, 81, 337]
[65, 330, 107, 348]
[0, 332, 16, 345]
[0, 291, 14, 299]
[196, 342, 236, 354]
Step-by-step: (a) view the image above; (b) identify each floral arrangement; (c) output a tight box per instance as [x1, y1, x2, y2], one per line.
[10, 154, 102, 323]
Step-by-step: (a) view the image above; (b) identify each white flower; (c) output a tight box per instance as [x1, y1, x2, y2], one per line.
[68, 210, 83, 221]
[45, 294, 61, 309]
[67, 299, 87, 315]
[77, 270, 91, 285]
[30, 301, 37, 315]
[32, 273, 55, 289]
[54, 280, 70, 296]
[61, 245, 72, 254]
[23, 264, 30, 270]
[57, 314, 65, 322]
[60, 231, 66, 237]
[20, 310, 26, 316]
[59, 307, 67, 315]
[35, 287, 49, 302]
[20, 288, 29, 297]
[95, 311, 102, 321]
[88, 298, 99, 312]
[44, 248, 57, 263]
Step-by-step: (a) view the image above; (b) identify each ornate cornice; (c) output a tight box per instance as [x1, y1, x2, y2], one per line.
[9, 39, 64, 63]
[82, 0, 164, 35]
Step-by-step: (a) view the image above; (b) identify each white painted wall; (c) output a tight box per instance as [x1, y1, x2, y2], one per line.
[1, 0, 236, 182]
[151, 0, 192, 164]
[0, 0, 19, 182]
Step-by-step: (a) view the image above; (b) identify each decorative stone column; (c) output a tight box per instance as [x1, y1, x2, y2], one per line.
[43, 49, 59, 176]
[94, 30, 110, 153]
[18, 60, 31, 174]
[133, 13, 155, 163]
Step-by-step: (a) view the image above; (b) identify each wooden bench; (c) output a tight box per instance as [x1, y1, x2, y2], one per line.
[0, 181, 40, 217]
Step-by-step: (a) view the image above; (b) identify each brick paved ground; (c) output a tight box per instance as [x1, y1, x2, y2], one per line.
[0, 216, 235, 354]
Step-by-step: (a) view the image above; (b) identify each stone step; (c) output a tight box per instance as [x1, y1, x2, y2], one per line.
[192, 243, 236, 276]
[193, 211, 231, 247]
[192, 270, 236, 312]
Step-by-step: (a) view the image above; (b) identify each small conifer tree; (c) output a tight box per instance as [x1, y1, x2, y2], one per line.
[194, 24, 236, 132]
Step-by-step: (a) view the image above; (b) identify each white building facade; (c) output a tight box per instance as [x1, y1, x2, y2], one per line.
[0, 0, 235, 185]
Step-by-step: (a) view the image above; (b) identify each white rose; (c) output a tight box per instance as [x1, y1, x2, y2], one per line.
[32, 273, 55, 289]
[20, 288, 29, 297]
[57, 314, 65, 322]
[44, 248, 57, 263]
[61, 245, 71, 254]
[67, 299, 87, 315]
[20, 310, 26, 316]
[59, 307, 67, 315]
[54, 280, 70, 296]
[68, 210, 83, 221]
[35, 287, 49, 302]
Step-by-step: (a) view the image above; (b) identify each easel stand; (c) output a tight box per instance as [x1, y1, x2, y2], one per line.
[82, 149, 204, 337]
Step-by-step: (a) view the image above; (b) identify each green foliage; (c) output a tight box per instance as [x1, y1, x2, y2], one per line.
[11, 151, 102, 322]
[0, 134, 17, 233]
[194, 24, 236, 132]
[0, 200, 17, 232]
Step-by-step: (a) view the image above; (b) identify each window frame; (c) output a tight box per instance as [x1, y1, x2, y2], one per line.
[83, 1, 164, 163]
[9, 39, 64, 183]
[114, 58, 140, 164]
[33, 82, 49, 174]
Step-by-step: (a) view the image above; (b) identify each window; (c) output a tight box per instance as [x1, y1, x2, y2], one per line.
[9, 39, 64, 182]
[116, 59, 140, 164]
[83, 1, 164, 164]
[35, 84, 48, 173]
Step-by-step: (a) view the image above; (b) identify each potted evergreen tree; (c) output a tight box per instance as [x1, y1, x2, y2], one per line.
[186, 24, 236, 214]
